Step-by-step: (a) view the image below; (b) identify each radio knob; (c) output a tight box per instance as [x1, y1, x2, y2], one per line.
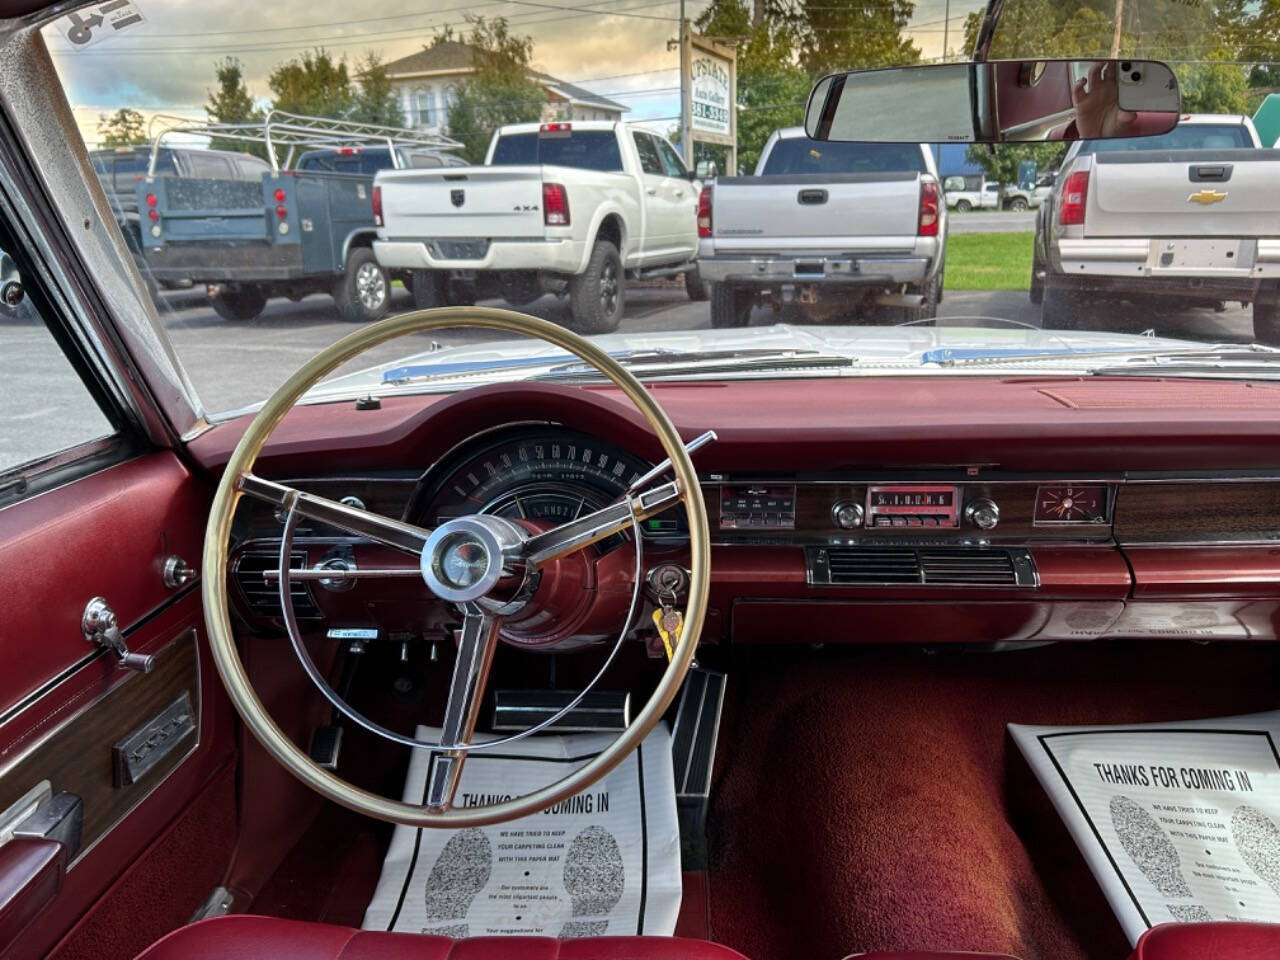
[965, 498, 1000, 531]
[832, 501, 865, 530]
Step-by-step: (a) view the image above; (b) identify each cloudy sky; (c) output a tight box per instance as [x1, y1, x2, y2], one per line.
[43, 0, 986, 147]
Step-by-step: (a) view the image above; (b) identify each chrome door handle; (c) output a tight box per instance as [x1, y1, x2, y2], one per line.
[674, 190, 684, 198]
[646, 187, 658, 195]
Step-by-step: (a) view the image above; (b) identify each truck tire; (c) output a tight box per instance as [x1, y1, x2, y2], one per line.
[410, 269, 448, 310]
[334, 249, 390, 323]
[1007, 196, 1028, 212]
[210, 286, 267, 322]
[1253, 291, 1280, 345]
[1040, 284, 1084, 330]
[684, 265, 710, 302]
[709, 282, 751, 328]
[568, 239, 625, 334]
[905, 275, 940, 324]
[955, 199, 972, 213]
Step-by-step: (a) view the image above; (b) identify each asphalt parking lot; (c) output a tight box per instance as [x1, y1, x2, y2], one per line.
[2, 282, 1257, 469]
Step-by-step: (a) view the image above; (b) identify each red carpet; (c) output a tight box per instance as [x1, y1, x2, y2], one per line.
[705, 640, 1280, 960]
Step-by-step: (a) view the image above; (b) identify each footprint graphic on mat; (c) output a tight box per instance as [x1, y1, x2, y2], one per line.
[1231, 806, 1280, 898]
[423, 828, 492, 938]
[1110, 795, 1193, 898]
[559, 825, 624, 938]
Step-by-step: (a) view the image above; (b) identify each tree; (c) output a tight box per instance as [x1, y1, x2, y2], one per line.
[97, 108, 147, 147]
[268, 48, 355, 119]
[352, 52, 404, 127]
[798, 0, 921, 78]
[206, 58, 266, 159]
[441, 17, 545, 162]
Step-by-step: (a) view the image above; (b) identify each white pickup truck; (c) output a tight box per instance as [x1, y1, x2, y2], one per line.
[372, 121, 703, 333]
[1032, 114, 1280, 340]
[696, 127, 946, 327]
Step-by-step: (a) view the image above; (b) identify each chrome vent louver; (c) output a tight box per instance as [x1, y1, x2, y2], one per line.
[808, 547, 1036, 587]
[233, 550, 321, 618]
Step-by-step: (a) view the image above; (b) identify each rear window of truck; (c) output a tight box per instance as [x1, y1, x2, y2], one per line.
[1081, 124, 1253, 154]
[761, 139, 927, 176]
[490, 131, 623, 172]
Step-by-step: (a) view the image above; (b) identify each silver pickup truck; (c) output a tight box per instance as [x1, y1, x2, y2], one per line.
[1032, 114, 1280, 340]
[696, 128, 946, 327]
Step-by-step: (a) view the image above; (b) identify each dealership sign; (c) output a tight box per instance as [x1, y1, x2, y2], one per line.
[681, 31, 737, 151]
[691, 51, 731, 136]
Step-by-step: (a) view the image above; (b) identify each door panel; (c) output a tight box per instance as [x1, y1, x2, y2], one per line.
[0, 451, 235, 958]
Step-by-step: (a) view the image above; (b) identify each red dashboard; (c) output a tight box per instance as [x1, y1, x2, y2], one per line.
[191, 375, 1280, 649]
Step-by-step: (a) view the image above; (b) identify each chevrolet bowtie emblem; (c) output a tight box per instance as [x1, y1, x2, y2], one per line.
[1187, 189, 1227, 205]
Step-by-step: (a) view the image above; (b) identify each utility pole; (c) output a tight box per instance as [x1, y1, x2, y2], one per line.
[941, 0, 950, 62]
[1111, 0, 1125, 58]
[679, 0, 692, 164]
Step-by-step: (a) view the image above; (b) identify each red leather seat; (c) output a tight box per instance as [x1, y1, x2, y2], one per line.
[1130, 922, 1280, 959]
[135, 915, 751, 959]
[845, 953, 1019, 959]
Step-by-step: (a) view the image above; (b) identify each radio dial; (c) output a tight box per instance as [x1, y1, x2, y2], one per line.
[832, 501, 864, 529]
[965, 498, 1000, 531]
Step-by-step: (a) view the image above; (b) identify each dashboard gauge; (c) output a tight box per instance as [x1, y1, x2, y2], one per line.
[415, 429, 686, 548]
[1034, 484, 1109, 524]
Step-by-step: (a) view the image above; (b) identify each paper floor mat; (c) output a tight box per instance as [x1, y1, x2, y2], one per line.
[362, 723, 681, 938]
[1011, 710, 1280, 944]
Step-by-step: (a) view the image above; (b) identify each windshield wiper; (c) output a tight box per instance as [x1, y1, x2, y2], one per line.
[920, 343, 1280, 368]
[536, 348, 857, 381]
[1087, 346, 1280, 376]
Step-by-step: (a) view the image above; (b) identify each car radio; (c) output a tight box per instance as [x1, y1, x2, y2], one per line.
[865, 485, 960, 529]
[719, 484, 796, 530]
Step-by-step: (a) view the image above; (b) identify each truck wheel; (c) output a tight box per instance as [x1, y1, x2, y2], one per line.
[955, 199, 972, 213]
[1040, 284, 1084, 330]
[1029, 250, 1046, 305]
[1008, 196, 1028, 212]
[1253, 293, 1280, 346]
[569, 239, 625, 334]
[709, 282, 751, 328]
[333, 249, 390, 323]
[210, 286, 267, 322]
[905, 276, 940, 324]
[410, 269, 448, 310]
[684, 265, 710, 302]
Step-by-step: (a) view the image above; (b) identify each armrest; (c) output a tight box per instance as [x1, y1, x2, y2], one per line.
[0, 838, 65, 950]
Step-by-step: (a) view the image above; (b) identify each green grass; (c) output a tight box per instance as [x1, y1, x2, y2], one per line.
[944, 232, 1034, 292]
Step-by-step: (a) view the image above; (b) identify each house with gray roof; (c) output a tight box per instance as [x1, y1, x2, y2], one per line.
[383, 41, 629, 132]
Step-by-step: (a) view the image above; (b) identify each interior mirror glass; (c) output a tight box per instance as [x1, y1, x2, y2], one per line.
[805, 59, 1180, 144]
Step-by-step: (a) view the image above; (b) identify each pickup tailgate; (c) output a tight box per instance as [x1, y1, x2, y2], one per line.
[1086, 150, 1280, 238]
[711, 172, 922, 252]
[377, 165, 546, 240]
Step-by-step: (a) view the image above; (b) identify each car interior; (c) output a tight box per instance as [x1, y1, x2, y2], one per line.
[5, 1, 1280, 959]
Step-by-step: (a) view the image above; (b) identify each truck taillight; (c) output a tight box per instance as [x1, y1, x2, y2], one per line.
[274, 188, 286, 203]
[145, 193, 157, 208]
[697, 185, 712, 238]
[1059, 170, 1089, 226]
[372, 185, 383, 228]
[543, 183, 569, 226]
[918, 180, 939, 237]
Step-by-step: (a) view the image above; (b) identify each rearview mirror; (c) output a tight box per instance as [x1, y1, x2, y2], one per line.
[805, 59, 1180, 144]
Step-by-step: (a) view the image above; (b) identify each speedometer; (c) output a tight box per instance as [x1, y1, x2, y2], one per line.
[414, 429, 685, 546]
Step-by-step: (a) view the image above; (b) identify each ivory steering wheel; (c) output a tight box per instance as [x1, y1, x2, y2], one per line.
[201, 307, 711, 827]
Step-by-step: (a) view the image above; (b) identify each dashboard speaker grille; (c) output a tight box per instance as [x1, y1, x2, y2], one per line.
[233, 550, 321, 619]
[809, 547, 1036, 587]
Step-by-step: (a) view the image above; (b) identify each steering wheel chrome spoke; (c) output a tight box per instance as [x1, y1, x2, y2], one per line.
[524, 480, 682, 568]
[238, 473, 431, 555]
[426, 604, 504, 813]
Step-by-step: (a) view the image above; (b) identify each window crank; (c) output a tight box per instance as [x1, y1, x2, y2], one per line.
[82, 597, 155, 674]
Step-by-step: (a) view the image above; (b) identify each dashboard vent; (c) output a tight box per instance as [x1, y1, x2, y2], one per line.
[233, 550, 321, 619]
[809, 547, 1036, 587]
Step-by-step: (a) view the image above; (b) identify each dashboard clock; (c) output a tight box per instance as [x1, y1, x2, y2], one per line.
[1034, 485, 1109, 524]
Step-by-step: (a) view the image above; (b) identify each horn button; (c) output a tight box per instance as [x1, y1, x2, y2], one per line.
[422, 516, 526, 604]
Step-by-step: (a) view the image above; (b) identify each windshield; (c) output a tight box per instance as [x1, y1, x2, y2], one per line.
[33, 0, 1280, 414]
